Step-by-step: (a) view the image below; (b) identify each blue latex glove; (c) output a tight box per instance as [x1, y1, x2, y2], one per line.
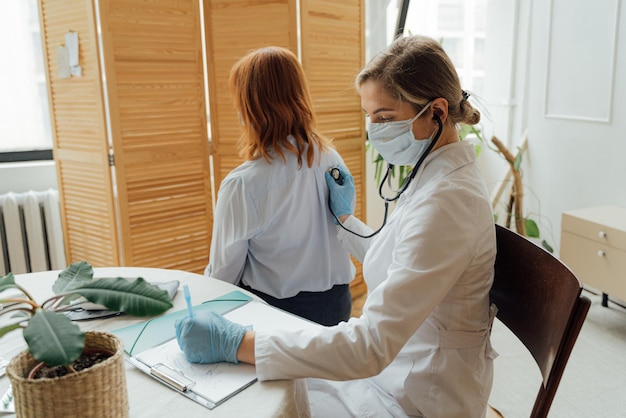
[325, 166, 355, 223]
[175, 311, 251, 364]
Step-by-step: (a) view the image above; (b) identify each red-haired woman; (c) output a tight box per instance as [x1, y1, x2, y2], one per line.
[205, 46, 354, 326]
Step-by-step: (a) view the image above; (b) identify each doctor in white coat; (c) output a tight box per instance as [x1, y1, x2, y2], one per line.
[175, 35, 498, 418]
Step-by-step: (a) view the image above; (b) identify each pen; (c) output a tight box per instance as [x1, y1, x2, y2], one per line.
[183, 284, 194, 318]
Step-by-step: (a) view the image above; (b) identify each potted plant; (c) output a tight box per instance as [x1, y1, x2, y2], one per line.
[0, 261, 174, 418]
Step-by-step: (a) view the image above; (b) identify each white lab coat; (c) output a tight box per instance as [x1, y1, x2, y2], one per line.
[255, 141, 497, 417]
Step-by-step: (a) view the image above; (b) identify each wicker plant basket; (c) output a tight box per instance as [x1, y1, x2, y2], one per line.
[6, 331, 129, 418]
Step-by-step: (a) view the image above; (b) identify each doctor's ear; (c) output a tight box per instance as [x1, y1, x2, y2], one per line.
[430, 98, 449, 125]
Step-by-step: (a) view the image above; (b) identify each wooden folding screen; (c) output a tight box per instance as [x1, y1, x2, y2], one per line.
[40, 0, 213, 273]
[97, 1, 212, 273]
[300, 0, 367, 296]
[41, 0, 365, 292]
[203, 0, 298, 183]
[39, 0, 119, 268]
[204, 0, 367, 296]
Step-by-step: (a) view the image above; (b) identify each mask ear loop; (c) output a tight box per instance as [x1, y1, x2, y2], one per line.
[330, 114, 444, 239]
[379, 113, 443, 203]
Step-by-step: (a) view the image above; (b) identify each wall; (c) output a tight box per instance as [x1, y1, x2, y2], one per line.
[483, 0, 626, 255]
[0, 161, 57, 195]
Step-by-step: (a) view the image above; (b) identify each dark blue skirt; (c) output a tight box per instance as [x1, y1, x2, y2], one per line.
[238, 282, 352, 326]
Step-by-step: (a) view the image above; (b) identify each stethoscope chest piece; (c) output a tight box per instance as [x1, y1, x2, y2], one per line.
[329, 167, 344, 185]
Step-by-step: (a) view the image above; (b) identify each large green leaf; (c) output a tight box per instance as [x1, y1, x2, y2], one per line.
[70, 277, 173, 316]
[23, 310, 85, 366]
[53, 261, 93, 294]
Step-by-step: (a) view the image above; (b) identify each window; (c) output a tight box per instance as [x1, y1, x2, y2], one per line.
[0, 0, 52, 155]
[380, 0, 488, 97]
[407, 0, 486, 96]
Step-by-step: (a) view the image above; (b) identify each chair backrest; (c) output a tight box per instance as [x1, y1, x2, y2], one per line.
[491, 224, 591, 418]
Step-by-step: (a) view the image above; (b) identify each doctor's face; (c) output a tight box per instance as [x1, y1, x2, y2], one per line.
[359, 79, 434, 138]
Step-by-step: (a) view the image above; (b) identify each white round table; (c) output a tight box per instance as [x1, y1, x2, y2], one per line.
[0, 267, 311, 417]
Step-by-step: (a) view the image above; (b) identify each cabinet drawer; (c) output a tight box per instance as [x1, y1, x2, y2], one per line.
[562, 206, 626, 251]
[561, 231, 626, 300]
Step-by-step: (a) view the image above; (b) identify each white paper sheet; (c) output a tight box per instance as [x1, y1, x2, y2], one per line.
[134, 339, 256, 406]
[223, 300, 321, 332]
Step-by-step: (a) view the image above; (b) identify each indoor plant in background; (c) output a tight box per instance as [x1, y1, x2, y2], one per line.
[0, 261, 173, 418]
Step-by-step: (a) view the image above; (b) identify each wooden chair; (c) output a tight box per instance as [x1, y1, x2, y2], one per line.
[489, 224, 591, 418]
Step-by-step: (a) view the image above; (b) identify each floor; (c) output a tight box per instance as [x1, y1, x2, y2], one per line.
[488, 290, 626, 417]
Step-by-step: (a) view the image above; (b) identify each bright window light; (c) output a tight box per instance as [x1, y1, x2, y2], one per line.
[0, 0, 52, 153]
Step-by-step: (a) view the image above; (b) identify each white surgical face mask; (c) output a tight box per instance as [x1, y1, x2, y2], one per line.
[367, 101, 434, 166]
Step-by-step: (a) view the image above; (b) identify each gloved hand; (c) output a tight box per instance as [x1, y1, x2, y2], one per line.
[175, 311, 251, 364]
[325, 166, 355, 223]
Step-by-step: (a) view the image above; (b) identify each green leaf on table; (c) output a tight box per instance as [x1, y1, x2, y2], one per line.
[23, 310, 85, 366]
[53, 261, 94, 294]
[70, 277, 173, 316]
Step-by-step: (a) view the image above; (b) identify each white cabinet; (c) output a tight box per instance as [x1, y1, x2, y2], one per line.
[561, 206, 626, 306]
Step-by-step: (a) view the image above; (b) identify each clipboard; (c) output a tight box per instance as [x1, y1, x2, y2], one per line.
[111, 290, 252, 355]
[128, 339, 257, 410]
[126, 297, 322, 410]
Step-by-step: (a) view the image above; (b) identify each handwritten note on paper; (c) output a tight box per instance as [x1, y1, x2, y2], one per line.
[134, 339, 256, 405]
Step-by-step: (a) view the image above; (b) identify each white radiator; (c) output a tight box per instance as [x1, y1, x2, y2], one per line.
[0, 190, 66, 275]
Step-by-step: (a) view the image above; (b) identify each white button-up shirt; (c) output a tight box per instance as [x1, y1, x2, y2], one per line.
[206, 136, 354, 299]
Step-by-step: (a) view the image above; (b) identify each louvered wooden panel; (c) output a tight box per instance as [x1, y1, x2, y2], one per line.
[98, 0, 213, 273]
[300, 0, 367, 297]
[300, 0, 365, 214]
[204, 0, 297, 187]
[39, 0, 120, 267]
[300, 0, 365, 160]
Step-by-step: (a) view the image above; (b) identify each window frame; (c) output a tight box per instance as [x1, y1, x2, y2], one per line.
[0, 149, 53, 164]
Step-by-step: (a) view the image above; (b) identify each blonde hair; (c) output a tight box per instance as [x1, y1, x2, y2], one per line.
[356, 35, 480, 126]
[229, 46, 330, 167]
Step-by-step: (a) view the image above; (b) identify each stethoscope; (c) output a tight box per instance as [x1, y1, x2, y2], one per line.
[329, 114, 444, 239]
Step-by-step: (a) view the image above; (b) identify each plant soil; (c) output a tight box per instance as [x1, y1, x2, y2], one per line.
[32, 351, 112, 379]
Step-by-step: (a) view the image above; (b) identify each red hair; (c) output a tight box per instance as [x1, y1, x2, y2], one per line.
[229, 46, 330, 167]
